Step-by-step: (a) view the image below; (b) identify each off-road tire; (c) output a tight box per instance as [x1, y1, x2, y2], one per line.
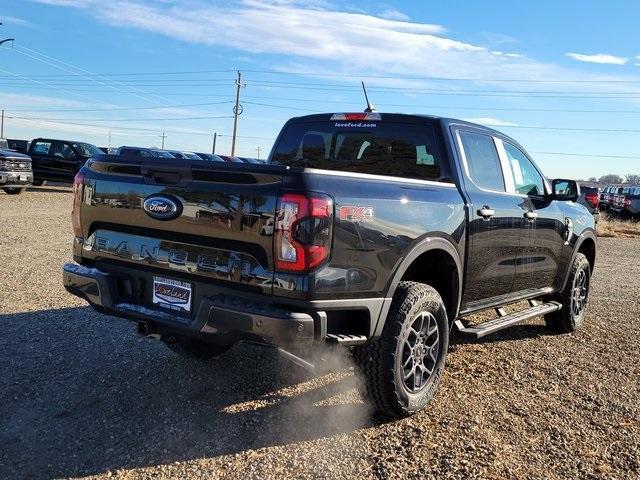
[2, 187, 26, 195]
[353, 281, 449, 417]
[163, 335, 231, 361]
[545, 252, 591, 333]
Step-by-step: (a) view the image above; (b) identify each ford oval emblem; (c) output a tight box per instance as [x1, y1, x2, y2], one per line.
[142, 195, 182, 220]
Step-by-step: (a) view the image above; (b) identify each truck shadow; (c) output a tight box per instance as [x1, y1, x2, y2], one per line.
[26, 186, 72, 194]
[0, 307, 378, 479]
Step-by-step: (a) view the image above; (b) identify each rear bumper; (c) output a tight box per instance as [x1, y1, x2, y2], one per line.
[62, 262, 320, 348]
[0, 171, 33, 186]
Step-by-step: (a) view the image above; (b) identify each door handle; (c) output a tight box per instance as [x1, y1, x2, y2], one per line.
[524, 211, 538, 220]
[478, 207, 495, 219]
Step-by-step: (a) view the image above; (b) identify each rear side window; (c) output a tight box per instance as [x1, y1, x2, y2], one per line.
[272, 121, 445, 181]
[32, 141, 51, 155]
[459, 131, 505, 192]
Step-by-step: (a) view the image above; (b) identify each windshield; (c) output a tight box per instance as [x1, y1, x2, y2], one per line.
[271, 121, 445, 180]
[182, 152, 202, 160]
[73, 142, 102, 156]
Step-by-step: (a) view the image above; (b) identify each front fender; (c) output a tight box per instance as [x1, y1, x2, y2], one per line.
[559, 228, 597, 291]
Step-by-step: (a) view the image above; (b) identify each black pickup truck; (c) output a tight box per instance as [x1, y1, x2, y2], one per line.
[63, 112, 596, 417]
[27, 138, 102, 185]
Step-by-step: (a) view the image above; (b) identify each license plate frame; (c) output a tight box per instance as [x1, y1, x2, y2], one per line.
[152, 276, 192, 313]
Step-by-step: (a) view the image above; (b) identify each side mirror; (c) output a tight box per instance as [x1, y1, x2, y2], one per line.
[552, 179, 580, 202]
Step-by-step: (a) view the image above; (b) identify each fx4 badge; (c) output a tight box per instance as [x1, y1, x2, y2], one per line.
[340, 205, 374, 222]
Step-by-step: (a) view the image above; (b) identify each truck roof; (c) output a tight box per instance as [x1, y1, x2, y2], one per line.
[32, 137, 92, 144]
[285, 112, 507, 135]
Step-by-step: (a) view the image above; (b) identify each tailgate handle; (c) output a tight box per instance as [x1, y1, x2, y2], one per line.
[141, 166, 192, 186]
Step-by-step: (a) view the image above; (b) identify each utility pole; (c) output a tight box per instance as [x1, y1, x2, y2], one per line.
[160, 132, 167, 149]
[256, 146, 261, 159]
[108, 131, 112, 150]
[231, 71, 244, 157]
[212, 132, 217, 154]
[1, 23, 14, 139]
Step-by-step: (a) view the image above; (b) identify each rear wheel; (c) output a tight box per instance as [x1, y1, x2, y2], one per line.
[545, 252, 591, 333]
[354, 281, 449, 417]
[162, 335, 231, 361]
[2, 187, 26, 195]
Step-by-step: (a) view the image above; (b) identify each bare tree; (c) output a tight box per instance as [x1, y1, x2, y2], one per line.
[625, 174, 640, 185]
[599, 174, 623, 184]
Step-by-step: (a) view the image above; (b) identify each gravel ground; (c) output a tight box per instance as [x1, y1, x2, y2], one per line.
[1, 186, 639, 479]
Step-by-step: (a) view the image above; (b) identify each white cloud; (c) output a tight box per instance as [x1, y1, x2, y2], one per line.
[464, 117, 519, 127]
[565, 52, 628, 65]
[491, 50, 524, 59]
[25, 0, 640, 98]
[378, 8, 410, 21]
[0, 15, 33, 27]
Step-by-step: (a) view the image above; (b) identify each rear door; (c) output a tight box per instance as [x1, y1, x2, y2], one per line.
[52, 141, 83, 180]
[29, 140, 53, 178]
[454, 128, 523, 306]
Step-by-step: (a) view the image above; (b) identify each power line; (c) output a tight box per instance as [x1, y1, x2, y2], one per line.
[11, 115, 271, 138]
[14, 45, 181, 107]
[12, 46, 175, 107]
[530, 151, 640, 159]
[8, 114, 233, 122]
[2, 67, 640, 84]
[7, 100, 234, 112]
[242, 96, 640, 114]
[3, 77, 640, 96]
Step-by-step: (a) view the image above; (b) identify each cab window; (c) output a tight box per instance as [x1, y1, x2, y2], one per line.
[272, 122, 444, 181]
[459, 131, 505, 192]
[503, 142, 546, 196]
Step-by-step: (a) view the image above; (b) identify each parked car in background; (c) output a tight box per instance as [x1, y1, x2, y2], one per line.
[116, 146, 175, 158]
[163, 150, 202, 160]
[218, 155, 244, 163]
[7, 139, 30, 153]
[611, 186, 632, 213]
[28, 138, 102, 184]
[0, 147, 33, 194]
[577, 185, 600, 223]
[623, 187, 640, 217]
[195, 153, 225, 162]
[607, 185, 624, 211]
[238, 156, 262, 164]
[599, 186, 613, 210]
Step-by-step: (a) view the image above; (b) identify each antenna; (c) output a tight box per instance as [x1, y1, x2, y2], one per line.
[361, 81, 376, 113]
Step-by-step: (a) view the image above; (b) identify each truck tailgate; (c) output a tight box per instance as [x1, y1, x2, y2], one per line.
[79, 156, 284, 295]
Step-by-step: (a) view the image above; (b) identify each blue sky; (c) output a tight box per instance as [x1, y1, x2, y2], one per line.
[1, 0, 639, 178]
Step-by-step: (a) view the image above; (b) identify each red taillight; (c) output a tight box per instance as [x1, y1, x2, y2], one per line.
[585, 192, 599, 208]
[71, 171, 85, 237]
[274, 192, 333, 273]
[624, 197, 631, 207]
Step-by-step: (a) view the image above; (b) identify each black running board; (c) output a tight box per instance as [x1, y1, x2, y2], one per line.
[455, 301, 562, 339]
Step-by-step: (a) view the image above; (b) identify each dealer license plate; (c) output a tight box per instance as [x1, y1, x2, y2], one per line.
[152, 276, 192, 313]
